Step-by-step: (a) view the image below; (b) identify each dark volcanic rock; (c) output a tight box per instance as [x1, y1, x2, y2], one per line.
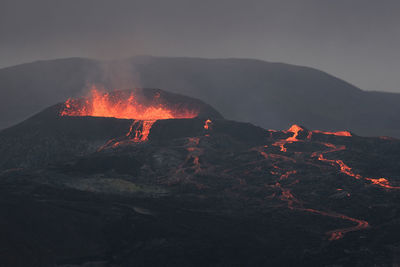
[1, 104, 400, 266]
[148, 118, 267, 146]
[0, 88, 223, 170]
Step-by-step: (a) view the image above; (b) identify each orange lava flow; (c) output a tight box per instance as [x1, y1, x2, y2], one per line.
[272, 124, 304, 152]
[127, 120, 156, 142]
[365, 178, 400, 189]
[204, 119, 212, 130]
[258, 125, 399, 240]
[300, 208, 369, 241]
[256, 146, 369, 241]
[61, 87, 198, 120]
[96, 119, 157, 151]
[286, 124, 303, 142]
[314, 143, 399, 189]
[309, 130, 352, 138]
[61, 87, 199, 145]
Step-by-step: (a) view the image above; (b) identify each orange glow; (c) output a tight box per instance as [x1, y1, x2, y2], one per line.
[280, 170, 297, 180]
[273, 124, 304, 152]
[61, 87, 199, 120]
[311, 130, 352, 137]
[61, 86, 199, 144]
[300, 208, 369, 241]
[315, 143, 362, 179]
[126, 120, 156, 142]
[259, 124, 398, 241]
[307, 130, 352, 140]
[314, 143, 399, 189]
[256, 145, 368, 240]
[204, 119, 212, 130]
[286, 124, 303, 142]
[366, 177, 400, 189]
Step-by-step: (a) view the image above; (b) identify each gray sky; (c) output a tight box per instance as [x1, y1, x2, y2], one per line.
[1, 0, 399, 92]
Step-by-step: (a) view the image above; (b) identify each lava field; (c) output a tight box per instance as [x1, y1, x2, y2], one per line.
[1, 88, 399, 266]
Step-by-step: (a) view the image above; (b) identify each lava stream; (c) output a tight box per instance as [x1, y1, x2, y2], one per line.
[272, 125, 353, 152]
[300, 208, 369, 241]
[307, 130, 352, 140]
[272, 124, 304, 152]
[256, 147, 369, 241]
[61, 86, 199, 148]
[365, 178, 400, 189]
[127, 120, 156, 142]
[314, 142, 399, 189]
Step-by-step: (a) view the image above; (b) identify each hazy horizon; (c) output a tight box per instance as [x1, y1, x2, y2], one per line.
[1, 0, 400, 93]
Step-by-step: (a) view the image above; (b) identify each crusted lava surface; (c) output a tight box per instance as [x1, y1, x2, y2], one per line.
[1, 97, 400, 266]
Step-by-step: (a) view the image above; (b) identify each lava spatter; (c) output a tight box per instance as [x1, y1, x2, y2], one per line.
[61, 86, 199, 148]
[61, 86, 199, 120]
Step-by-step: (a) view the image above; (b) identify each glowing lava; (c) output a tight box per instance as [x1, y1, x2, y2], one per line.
[167, 137, 207, 189]
[273, 125, 353, 152]
[271, 125, 398, 190]
[313, 142, 400, 189]
[127, 120, 156, 142]
[257, 125, 400, 240]
[365, 178, 400, 189]
[272, 124, 304, 152]
[254, 147, 369, 240]
[61, 87, 199, 120]
[307, 130, 352, 139]
[61, 87, 199, 145]
[204, 119, 212, 130]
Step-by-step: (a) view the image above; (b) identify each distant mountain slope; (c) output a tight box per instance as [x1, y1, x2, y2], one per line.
[1, 56, 400, 137]
[0, 58, 100, 129]
[131, 56, 400, 137]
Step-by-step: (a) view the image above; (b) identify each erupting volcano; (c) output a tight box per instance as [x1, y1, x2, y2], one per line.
[60, 87, 214, 143]
[61, 87, 199, 120]
[1, 87, 400, 266]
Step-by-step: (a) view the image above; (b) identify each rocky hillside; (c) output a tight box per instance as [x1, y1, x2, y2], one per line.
[1, 101, 399, 266]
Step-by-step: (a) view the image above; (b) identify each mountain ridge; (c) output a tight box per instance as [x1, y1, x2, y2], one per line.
[1, 56, 399, 137]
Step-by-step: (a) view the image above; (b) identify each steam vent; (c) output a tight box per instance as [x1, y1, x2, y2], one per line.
[1, 87, 400, 266]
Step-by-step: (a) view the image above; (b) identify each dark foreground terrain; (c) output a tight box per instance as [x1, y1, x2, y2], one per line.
[1, 97, 400, 266]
